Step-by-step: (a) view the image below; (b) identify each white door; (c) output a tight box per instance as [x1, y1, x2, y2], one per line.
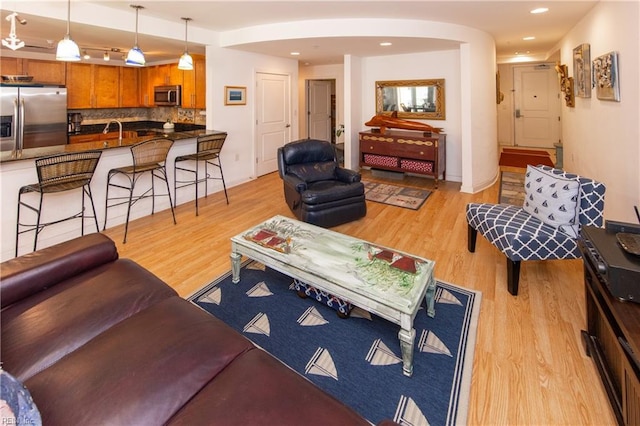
[255, 72, 291, 176]
[307, 80, 332, 141]
[513, 64, 561, 148]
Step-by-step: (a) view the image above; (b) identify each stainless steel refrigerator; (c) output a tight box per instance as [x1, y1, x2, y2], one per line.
[0, 85, 68, 156]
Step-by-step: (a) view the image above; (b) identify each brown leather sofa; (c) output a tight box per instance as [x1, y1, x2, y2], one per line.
[1, 233, 386, 425]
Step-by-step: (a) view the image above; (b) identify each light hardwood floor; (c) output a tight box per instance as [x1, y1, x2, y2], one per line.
[102, 170, 615, 425]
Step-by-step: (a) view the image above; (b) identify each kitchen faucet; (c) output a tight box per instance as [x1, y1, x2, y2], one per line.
[103, 120, 123, 146]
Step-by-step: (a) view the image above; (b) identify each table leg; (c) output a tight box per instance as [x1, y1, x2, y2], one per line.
[398, 327, 416, 377]
[425, 276, 436, 318]
[230, 252, 242, 283]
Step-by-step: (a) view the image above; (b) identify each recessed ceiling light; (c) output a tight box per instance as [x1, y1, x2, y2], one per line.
[523, 36, 536, 41]
[380, 42, 392, 47]
[530, 7, 549, 14]
[290, 52, 300, 56]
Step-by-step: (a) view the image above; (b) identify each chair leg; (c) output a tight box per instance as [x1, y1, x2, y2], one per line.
[160, 167, 177, 225]
[219, 159, 229, 205]
[195, 159, 201, 216]
[15, 192, 23, 257]
[507, 258, 521, 296]
[85, 185, 100, 233]
[33, 193, 44, 252]
[123, 177, 135, 244]
[467, 224, 478, 252]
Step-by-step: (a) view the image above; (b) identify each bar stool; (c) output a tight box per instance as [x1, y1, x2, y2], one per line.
[174, 133, 229, 216]
[104, 138, 176, 243]
[15, 151, 102, 256]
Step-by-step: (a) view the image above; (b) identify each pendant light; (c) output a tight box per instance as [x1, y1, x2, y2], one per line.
[178, 17, 193, 70]
[56, 0, 80, 61]
[125, 5, 145, 67]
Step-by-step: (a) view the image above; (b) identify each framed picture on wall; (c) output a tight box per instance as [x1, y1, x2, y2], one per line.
[592, 51, 620, 102]
[573, 43, 591, 98]
[224, 86, 246, 105]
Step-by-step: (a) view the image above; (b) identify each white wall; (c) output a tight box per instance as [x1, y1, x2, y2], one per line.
[559, 1, 640, 223]
[205, 46, 300, 182]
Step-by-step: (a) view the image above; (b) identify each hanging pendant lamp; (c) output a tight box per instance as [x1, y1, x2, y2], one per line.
[56, 0, 80, 61]
[125, 5, 145, 67]
[178, 17, 193, 70]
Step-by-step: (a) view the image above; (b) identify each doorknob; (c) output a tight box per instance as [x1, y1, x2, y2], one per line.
[515, 109, 524, 118]
[285, 124, 291, 128]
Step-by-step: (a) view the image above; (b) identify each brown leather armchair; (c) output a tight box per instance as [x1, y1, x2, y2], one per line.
[277, 139, 366, 228]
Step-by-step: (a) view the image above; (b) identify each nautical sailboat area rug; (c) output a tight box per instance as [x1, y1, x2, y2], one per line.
[188, 261, 481, 426]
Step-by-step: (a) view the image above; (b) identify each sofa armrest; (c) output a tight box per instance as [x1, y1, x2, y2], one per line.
[0, 234, 119, 308]
[335, 167, 361, 183]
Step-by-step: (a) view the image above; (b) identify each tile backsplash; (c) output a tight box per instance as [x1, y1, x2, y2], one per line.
[73, 107, 206, 126]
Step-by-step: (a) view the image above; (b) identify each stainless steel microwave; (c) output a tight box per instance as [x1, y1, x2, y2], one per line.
[154, 85, 182, 106]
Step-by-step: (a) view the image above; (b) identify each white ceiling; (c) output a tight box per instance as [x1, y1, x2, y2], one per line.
[1, 1, 598, 65]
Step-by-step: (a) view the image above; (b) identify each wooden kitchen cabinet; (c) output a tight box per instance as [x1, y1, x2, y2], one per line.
[359, 129, 447, 188]
[1, 57, 21, 75]
[69, 133, 101, 144]
[66, 63, 93, 109]
[138, 67, 152, 106]
[151, 64, 182, 87]
[93, 65, 119, 108]
[182, 55, 206, 108]
[119, 67, 140, 107]
[67, 63, 140, 108]
[23, 59, 66, 85]
[1, 58, 65, 85]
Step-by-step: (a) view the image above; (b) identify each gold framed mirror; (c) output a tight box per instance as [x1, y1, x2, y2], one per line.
[375, 79, 445, 120]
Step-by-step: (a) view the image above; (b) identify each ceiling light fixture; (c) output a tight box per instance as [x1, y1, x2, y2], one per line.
[125, 5, 145, 67]
[83, 50, 90, 59]
[380, 42, 392, 47]
[56, 0, 81, 61]
[530, 7, 549, 14]
[290, 52, 300, 56]
[178, 17, 193, 70]
[103, 51, 110, 61]
[523, 36, 536, 41]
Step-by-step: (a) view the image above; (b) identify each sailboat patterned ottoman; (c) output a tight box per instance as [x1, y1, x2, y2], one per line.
[294, 278, 354, 318]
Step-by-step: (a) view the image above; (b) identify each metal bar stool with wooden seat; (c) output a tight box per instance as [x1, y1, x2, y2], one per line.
[174, 132, 229, 215]
[104, 138, 176, 243]
[15, 150, 102, 256]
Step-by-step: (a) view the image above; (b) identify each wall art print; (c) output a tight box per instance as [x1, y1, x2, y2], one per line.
[573, 43, 591, 98]
[592, 51, 620, 102]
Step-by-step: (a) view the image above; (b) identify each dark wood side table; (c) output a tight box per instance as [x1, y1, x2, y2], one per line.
[578, 226, 640, 425]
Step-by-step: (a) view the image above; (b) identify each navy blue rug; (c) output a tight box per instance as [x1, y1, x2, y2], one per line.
[188, 261, 481, 426]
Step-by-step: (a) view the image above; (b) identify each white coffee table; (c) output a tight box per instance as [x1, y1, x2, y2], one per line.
[230, 215, 436, 377]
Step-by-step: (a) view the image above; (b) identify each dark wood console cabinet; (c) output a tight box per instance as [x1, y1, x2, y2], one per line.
[359, 130, 446, 188]
[578, 227, 640, 425]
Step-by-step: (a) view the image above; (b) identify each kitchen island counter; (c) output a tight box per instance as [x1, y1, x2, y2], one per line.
[1, 129, 227, 260]
[1, 129, 221, 163]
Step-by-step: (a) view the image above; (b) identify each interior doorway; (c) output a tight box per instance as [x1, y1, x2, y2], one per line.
[306, 79, 336, 143]
[513, 63, 561, 148]
[255, 72, 291, 176]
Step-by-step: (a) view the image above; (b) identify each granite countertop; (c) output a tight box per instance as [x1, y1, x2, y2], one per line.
[1, 127, 225, 163]
[70, 120, 206, 137]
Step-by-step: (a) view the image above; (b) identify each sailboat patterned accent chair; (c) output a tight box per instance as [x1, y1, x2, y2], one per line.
[466, 165, 606, 295]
